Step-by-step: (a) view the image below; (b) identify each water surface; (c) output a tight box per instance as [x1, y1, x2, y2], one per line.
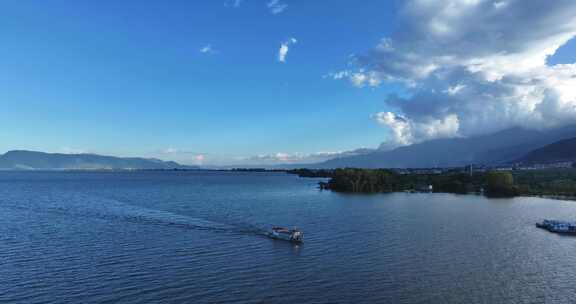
[1, 171, 576, 303]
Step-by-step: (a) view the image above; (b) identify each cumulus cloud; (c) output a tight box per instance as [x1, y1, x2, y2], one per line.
[340, 0, 576, 148]
[267, 0, 288, 14]
[278, 37, 297, 63]
[325, 69, 383, 87]
[156, 148, 374, 166]
[248, 149, 374, 164]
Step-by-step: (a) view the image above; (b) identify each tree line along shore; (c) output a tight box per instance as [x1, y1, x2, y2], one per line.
[287, 168, 576, 198]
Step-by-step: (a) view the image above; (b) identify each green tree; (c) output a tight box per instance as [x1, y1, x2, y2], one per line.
[485, 171, 517, 197]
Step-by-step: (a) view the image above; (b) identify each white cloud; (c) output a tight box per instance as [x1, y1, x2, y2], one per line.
[374, 112, 461, 149]
[193, 154, 205, 164]
[493, 1, 509, 9]
[225, 0, 243, 8]
[267, 0, 288, 14]
[325, 70, 351, 80]
[155, 147, 374, 167]
[278, 37, 297, 63]
[247, 149, 374, 164]
[159, 148, 207, 165]
[338, 0, 576, 148]
[199, 44, 217, 55]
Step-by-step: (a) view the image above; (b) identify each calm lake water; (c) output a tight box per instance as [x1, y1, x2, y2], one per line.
[1, 171, 576, 303]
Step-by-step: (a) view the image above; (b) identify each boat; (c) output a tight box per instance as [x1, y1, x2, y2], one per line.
[268, 226, 303, 243]
[536, 220, 576, 234]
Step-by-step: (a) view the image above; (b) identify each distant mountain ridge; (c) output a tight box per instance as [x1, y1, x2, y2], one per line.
[516, 138, 576, 164]
[0, 150, 197, 170]
[308, 125, 576, 169]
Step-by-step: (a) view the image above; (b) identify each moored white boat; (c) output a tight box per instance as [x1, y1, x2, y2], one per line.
[536, 220, 576, 234]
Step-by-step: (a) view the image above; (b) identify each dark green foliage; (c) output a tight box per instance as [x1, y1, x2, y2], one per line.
[328, 168, 400, 193]
[323, 167, 576, 198]
[513, 169, 576, 197]
[484, 171, 517, 197]
[287, 168, 333, 178]
[326, 168, 479, 194]
[433, 179, 467, 194]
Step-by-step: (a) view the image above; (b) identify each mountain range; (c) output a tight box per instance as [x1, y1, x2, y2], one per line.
[3, 125, 576, 170]
[0, 150, 196, 170]
[306, 125, 576, 168]
[515, 137, 576, 164]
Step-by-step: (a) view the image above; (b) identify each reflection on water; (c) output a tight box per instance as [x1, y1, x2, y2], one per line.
[270, 239, 303, 255]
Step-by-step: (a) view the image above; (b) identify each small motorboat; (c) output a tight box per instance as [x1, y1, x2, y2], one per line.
[268, 226, 303, 243]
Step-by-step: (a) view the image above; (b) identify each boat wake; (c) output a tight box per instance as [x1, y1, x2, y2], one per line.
[0, 195, 270, 238]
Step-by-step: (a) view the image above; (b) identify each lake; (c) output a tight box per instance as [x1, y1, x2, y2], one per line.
[1, 171, 576, 303]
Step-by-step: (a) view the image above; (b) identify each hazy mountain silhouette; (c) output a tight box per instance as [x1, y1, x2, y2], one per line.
[0, 150, 197, 170]
[310, 125, 576, 168]
[516, 137, 576, 164]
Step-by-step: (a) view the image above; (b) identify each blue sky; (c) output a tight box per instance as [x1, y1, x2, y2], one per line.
[0, 0, 406, 165]
[2, 0, 575, 165]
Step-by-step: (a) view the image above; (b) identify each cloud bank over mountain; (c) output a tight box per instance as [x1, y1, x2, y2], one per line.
[246, 148, 374, 165]
[342, 0, 576, 148]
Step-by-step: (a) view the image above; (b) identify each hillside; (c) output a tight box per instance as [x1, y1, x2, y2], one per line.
[0, 150, 196, 170]
[516, 138, 576, 164]
[311, 125, 576, 169]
